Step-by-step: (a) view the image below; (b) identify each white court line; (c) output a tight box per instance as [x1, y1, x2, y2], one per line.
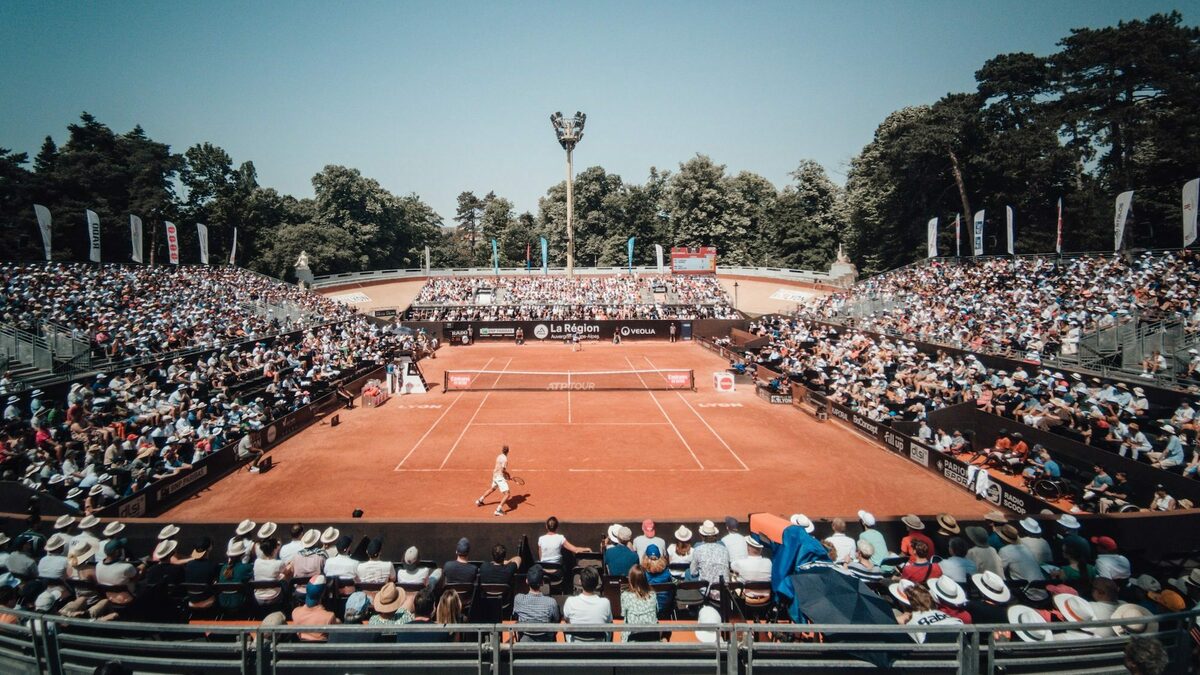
[567, 376, 572, 424]
[473, 422, 670, 426]
[625, 356, 704, 469]
[393, 356, 496, 470]
[439, 357, 513, 469]
[393, 468, 739, 473]
[644, 355, 750, 471]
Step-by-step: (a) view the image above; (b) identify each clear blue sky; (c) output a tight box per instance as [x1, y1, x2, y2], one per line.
[0, 1, 1189, 223]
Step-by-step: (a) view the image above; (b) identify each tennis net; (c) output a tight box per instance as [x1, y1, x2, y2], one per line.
[443, 369, 695, 392]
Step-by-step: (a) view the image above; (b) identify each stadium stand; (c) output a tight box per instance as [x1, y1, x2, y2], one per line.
[405, 274, 739, 320]
[808, 251, 1200, 383]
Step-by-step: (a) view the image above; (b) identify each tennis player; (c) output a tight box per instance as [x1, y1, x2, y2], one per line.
[476, 445, 512, 517]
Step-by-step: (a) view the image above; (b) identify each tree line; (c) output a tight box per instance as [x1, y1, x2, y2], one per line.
[0, 12, 1195, 278]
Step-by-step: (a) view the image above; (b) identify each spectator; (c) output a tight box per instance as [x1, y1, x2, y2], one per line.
[634, 520, 666, 560]
[479, 544, 521, 586]
[965, 571, 1012, 624]
[897, 584, 962, 643]
[731, 535, 773, 599]
[292, 575, 339, 641]
[182, 538, 218, 609]
[856, 510, 889, 566]
[996, 526, 1045, 582]
[900, 540, 941, 585]
[1124, 636, 1170, 675]
[719, 517, 748, 563]
[323, 535, 359, 584]
[538, 516, 591, 565]
[355, 538, 395, 585]
[845, 539, 887, 584]
[603, 525, 637, 578]
[434, 589, 464, 641]
[938, 537, 977, 585]
[368, 582, 412, 627]
[640, 545, 674, 613]
[251, 538, 291, 608]
[620, 565, 660, 642]
[689, 520, 731, 590]
[278, 524, 306, 562]
[667, 526, 694, 578]
[964, 527, 1002, 577]
[290, 530, 327, 580]
[562, 567, 612, 642]
[396, 547, 441, 589]
[899, 515, 935, 561]
[394, 589, 449, 644]
[328, 592, 376, 644]
[824, 517, 856, 564]
[443, 538, 478, 585]
[217, 540, 254, 615]
[512, 565, 560, 642]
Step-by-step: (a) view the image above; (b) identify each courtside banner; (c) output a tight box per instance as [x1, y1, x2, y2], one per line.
[443, 320, 682, 343]
[165, 221, 180, 264]
[972, 210, 984, 256]
[229, 227, 238, 265]
[86, 209, 102, 262]
[927, 217, 937, 258]
[1005, 206, 1015, 255]
[655, 243, 665, 273]
[822, 399, 1051, 515]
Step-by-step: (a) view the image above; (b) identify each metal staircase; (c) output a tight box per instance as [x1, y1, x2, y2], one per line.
[0, 321, 93, 393]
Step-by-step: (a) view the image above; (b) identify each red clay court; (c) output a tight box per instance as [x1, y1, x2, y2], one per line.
[162, 342, 984, 523]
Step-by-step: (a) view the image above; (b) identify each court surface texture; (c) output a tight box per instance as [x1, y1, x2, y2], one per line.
[162, 342, 984, 522]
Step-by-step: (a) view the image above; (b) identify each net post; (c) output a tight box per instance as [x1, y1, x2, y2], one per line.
[443, 371, 448, 394]
[690, 369, 695, 391]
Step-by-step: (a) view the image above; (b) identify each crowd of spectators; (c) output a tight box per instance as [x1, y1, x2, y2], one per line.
[406, 274, 738, 321]
[0, 510, 1188, 668]
[2, 315, 421, 515]
[806, 251, 1200, 365]
[729, 316, 1200, 505]
[0, 263, 353, 361]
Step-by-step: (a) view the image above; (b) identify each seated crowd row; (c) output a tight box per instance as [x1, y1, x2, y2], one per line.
[0, 509, 1193, 653]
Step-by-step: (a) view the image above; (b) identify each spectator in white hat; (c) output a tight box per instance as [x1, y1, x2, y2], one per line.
[690, 520, 731, 589]
[730, 535, 772, 598]
[1016, 518, 1051, 565]
[856, 510, 889, 567]
[667, 526, 693, 578]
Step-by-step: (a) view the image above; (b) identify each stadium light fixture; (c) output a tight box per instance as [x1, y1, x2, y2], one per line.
[550, 111, 586, 277]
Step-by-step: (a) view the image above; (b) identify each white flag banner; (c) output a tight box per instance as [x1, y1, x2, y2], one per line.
[1114, 190, 1134, 251]
[1056, 198, 1064, 254]
[86, 209, 101, 262]
[33, 205, 52, 261]
[927, 217, 938, 258]
[1183, 178, 1199, 248]
[424, 245, 431, 273]
[165, 221, 180, 264]
[955, 214, 961, 257]
[228, 227, 238, 265]
[196, 223, 209, 264]
[655, 244, 664, 273]
[1005, 206, 1015, 255]
[972, 210, 984, 256]
[129, 215, 143, 263]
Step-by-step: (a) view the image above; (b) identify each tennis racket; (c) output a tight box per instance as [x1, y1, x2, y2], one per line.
[509, 476, 526, 486]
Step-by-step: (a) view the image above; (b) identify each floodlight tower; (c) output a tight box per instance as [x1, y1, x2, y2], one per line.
[550, 111, 586, 277]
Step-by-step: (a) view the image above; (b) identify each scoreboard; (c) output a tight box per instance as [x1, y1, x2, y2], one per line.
[670, 246, 717, 274]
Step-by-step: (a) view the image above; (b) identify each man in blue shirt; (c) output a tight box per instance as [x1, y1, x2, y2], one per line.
[602, 525, 638, 577]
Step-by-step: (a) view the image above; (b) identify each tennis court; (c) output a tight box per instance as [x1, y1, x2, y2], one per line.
[162, 342, 985, 522]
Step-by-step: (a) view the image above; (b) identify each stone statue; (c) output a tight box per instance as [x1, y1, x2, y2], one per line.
[294, 250, 314, 287]
[836, 244, 849, 264]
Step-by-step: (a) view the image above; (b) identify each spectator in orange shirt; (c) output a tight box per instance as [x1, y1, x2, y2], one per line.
[291, 575, 339, 642]
[899, 515, 936, 561]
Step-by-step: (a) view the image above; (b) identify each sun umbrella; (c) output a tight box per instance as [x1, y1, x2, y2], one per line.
[789, 567, 902, 668]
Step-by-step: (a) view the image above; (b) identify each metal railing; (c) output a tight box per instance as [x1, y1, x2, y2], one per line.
[310, 266, 849, 289]
[0, 607, 1193, 674]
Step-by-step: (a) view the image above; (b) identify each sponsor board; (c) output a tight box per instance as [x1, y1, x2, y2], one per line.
[667, 372, 692, 387]
[479, 326, 516, 337]
[823, 401, 1057, 516]
[397, 404, 443, 409]
[548, 381, 596, 391]
[697, 402, 744, 408]
[533, 324, 550, 339]
[442, 320, 684, 342]
[329, 292, 372, 304]
[117, 494, 147, 518]
[162, 466, 209, 496]
[448, 374, 473, 389]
